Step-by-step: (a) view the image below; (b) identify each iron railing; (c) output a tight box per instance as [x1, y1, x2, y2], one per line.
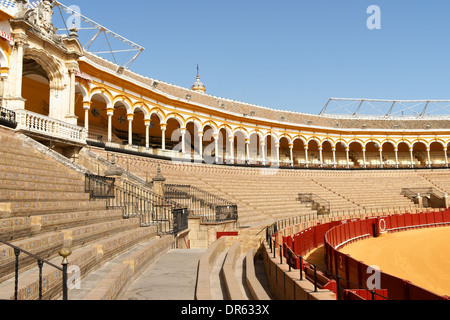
[164, 184, 238, 223]
[85, 174, 116, 199]
[0, 106, 17, 129]
[401, 187, 446, 199]
[86, 175, 188, 235]
[0, 239, 69, 300]
[298, 193, 330, 215]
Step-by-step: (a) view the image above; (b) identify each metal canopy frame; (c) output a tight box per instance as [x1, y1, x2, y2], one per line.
[53, 0, 145, 69]
[320, 98, 450, 119]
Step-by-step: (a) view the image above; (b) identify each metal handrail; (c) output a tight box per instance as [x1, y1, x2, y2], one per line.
[0, 239, 69, 300]
[298, 193, 330, 215]
[164, 184, 238, 223]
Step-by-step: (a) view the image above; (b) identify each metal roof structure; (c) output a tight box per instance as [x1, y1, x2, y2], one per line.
[319, 98, 450, 119]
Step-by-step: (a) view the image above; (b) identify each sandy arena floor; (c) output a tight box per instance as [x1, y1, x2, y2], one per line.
[339, 226, 450, 297]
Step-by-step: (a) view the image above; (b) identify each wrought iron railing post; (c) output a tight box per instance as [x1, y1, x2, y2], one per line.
[38, 260, 44, 300]
[59, 248, 72, 301]
[14, 248, 20, 300]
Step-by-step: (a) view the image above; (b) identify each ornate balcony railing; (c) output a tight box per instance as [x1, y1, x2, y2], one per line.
[15, 109, 87, 145]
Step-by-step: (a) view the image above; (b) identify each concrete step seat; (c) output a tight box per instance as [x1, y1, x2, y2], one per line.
[0, 208, 124, 242]
[5, 199, 108, 217]
[0, 164, 83, 180]
[0, 178, 85, 193]
[78, 235, 173, 300]
[0, 171, 85, 188]
[0, 189, 90, 202]
[0, 156, 73, 173]
[0, 225, 158, 300]
[0, 218, 142, 283]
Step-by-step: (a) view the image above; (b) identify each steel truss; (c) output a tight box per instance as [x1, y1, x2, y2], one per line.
[320, 98, 450, 119]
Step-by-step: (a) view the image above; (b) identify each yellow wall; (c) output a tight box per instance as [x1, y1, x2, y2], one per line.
[22, 76, 49, 116]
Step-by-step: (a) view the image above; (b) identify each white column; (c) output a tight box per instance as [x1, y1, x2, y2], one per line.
[145, 120, 150, 149]
[67, 66, 78, 119]
[275, 142, 280, 166]
[394, 147, 399, 168]
[304, 146, 309, 168]
[426, 147, 431, 167]
[332, 147, 336, 168]
[319, 146, 323, 167]
[379, 147, 384, 168]
[260, 141, 266, 165]
[410, 147, 415, 168]
[14, 35, 27, 100]
[161, 124, 166, 151]
[180, 128, 186, 156]
[83, 101, 91, 132]
[444, 147, 448, 167]
[107, 108, 114, 142]
[198, 132, 203, 158]
[362, 147, 367, 168]
[127, 114, 134, 146]
[346, 147, 350, 168]
[214, 134, 219, 163]
[245, 139, 250, 163]
[289, 144, 294, 167]
[228, 136, 234, 164]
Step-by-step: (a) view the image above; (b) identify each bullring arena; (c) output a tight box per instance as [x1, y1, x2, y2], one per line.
[0, 0, 449, 304]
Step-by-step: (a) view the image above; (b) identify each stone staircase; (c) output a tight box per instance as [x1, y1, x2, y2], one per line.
[0, 126, 173, 300]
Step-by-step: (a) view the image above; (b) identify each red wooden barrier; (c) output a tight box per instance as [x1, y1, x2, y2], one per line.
[344, 289, 389, 300]
[278, 211, 450, 300]
[404, 213, 412, 229]
[217, 231, 238, 239]
[444, 210, 450, 223]
[435, 211, 444, 225]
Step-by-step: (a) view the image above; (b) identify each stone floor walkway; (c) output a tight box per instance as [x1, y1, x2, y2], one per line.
[120, 248, 207, 300]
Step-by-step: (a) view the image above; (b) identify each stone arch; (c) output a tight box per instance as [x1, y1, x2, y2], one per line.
[165, 113, 185, 129]
[23, 47, 65, 92]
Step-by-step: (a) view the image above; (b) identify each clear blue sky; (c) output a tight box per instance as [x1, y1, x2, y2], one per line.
[58, 0, 450, 115]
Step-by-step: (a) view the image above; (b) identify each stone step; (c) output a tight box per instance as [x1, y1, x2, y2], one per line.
[0, 218, 141, 283]
[0, 225, 158, 300]
[0, 208, 124, 242]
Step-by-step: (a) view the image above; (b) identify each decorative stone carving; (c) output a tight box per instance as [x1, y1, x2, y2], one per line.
[23, 0, 60, 40]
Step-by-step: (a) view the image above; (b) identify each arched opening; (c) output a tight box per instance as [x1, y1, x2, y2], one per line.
[166, 117, 183, 153]
[382, 141, 396, 167]
[22, 58, 50, 116]
[429, 142, 445, 167]
[292, 138, 306, 167]
[335, 141, 347, 167]
[186, 121, 201, 160]
[279, 137, 291, 166]
[202, 125, 216, 164]
[307, 139, 320, 167]
[131, 107, 146, 147]
[148, 113, 163, 149]
[322, 140, 334, 167]
[111, 101, 130, 145]
[349, 141, 363, 168]
[234, 131, 247, 164]
[265, 135, 277, 165]
[218, 128, 231, 164]
[87, 93, 111, 142]
[365, 142, 380, 167]
[413, 141, 428, 167]
[248, 132, 262, 164]
[397, 142, 411, 167]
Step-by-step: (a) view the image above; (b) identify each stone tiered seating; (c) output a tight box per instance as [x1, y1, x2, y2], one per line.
[0, 127, 168, 300]
[87, 149, 450, 226]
